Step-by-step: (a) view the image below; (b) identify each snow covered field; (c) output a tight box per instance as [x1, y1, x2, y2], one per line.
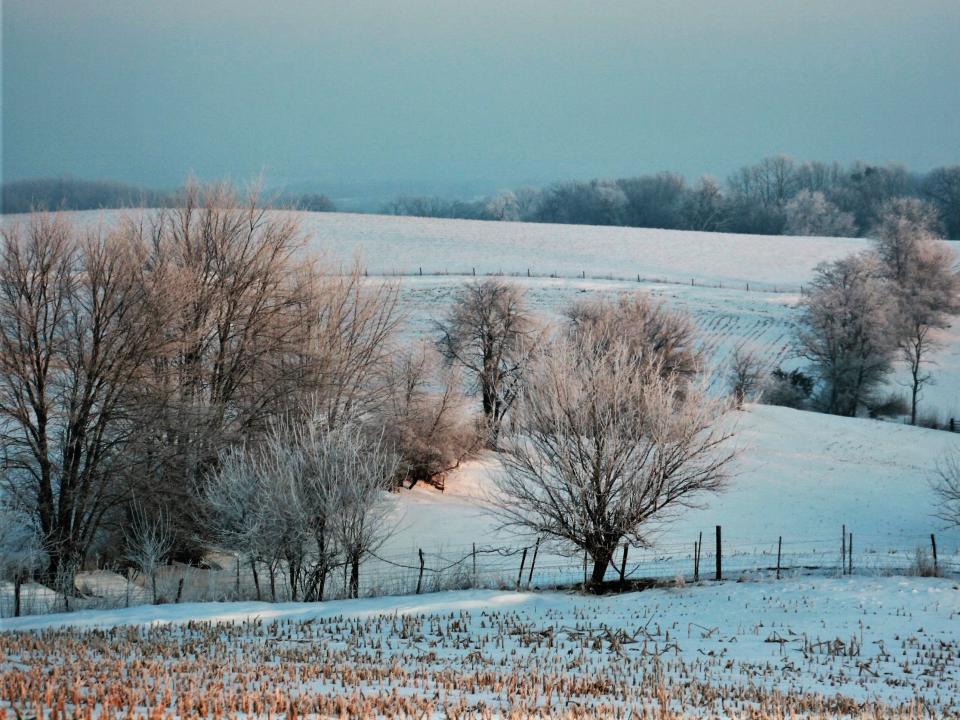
[3, 576, 958, 717]
[39, 209, 960, 415]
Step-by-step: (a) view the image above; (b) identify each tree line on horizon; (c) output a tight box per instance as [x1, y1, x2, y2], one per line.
[0, 177, 337, 216]
[384, 157, 960, 241]
[6, 157, 960, 243]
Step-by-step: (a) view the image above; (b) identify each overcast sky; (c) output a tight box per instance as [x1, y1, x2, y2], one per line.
[4, 0, 960, 198]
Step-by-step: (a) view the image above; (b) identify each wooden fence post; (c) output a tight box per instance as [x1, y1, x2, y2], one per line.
[516, 547, 528, 590]
[841, 525, 846, 575]
[715, 525, 722, 581]
[696, 531, 702, 582]
[527, 538, 540, 589]
[848, 532, 853, 575]
[176, 578, 185, 604]
[693, 541, 699, 582]
[776, 536, 782, 580]
[472, 543, 477, 587]
[416, 549, 425, 595]
[931, 534, 938, 575]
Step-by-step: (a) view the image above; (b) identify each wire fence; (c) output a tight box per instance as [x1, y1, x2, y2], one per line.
[360, 266, 805, 295]
[3, 527, 957, 619]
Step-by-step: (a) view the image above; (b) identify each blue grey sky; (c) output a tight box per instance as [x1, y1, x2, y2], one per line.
[4, 0, 960, 199]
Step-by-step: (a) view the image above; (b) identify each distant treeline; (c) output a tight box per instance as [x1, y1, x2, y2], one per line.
[383, 157, 960, 240]
[0, 177, 336, 215]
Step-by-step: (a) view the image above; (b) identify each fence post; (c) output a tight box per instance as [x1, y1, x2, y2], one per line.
[776, 536, 782, 580]
[715, 525, 722, 581]
[841, 525, 846, 575]
[236, 555, 241, 598]
[931, 534, 938, 575]
[527, 538, 540, 589]
[693, 530, 703, 582]
[693, 541, 698, 582]
[848, 532, 853, 575]
[583, 550, 588, 587]
[516, 547, 528, 590]
[416, 549, 425, 595]
[176, 577, 185, 604]
[472, 543, 477, 587]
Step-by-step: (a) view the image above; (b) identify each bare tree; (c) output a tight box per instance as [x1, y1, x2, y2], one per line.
[437, 280, 542, 447]
[0, 214, 170, 586]
[933, 451, 960, 528]
[923, 166, 960, 240]
[123, 501, 174, 604]
[283, 268, 403, 426]
[129, 183, 357, 557]
[727, 345, 764, 409]
[493, 334, 735, 590]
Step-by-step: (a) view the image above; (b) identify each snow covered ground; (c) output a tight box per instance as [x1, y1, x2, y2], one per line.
[2, 576, 958, 717]
[379, 404, 960, 590]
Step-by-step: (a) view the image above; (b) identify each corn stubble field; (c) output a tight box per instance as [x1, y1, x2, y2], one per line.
[2, 577, 958, 719]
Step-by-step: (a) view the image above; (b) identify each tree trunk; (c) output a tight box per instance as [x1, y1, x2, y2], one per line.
[14, 575, 22, 617]
[350, 557, 360, 599]
[911, 381, 919, 426]
[250, 559, 261, 601]
[588, 548, 613, 590]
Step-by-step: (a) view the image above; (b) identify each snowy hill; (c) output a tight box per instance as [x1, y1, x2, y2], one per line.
[387, 404, 960, 572]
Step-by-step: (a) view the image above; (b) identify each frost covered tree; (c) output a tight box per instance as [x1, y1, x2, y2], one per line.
[380, 342, 479, 488]
[727, 345, 764, 409]
[494, 334, 735, 590]
[797, 254, 895, 417]
[784, 190, 856, 237]
[564, 294, 702, 380]
[872, 198, 960, 424]
[123, 502, 174, 604]
[682, 176, 726, 231]
[437, 280, 542, 447]
[323, 425, 399, 598]
[0, 506, 46, 617]
[485, 190, 520, 221]
[203, 418, 398, 601]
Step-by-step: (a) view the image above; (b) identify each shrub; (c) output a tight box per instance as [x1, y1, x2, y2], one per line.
[761, 368, 813, 409]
